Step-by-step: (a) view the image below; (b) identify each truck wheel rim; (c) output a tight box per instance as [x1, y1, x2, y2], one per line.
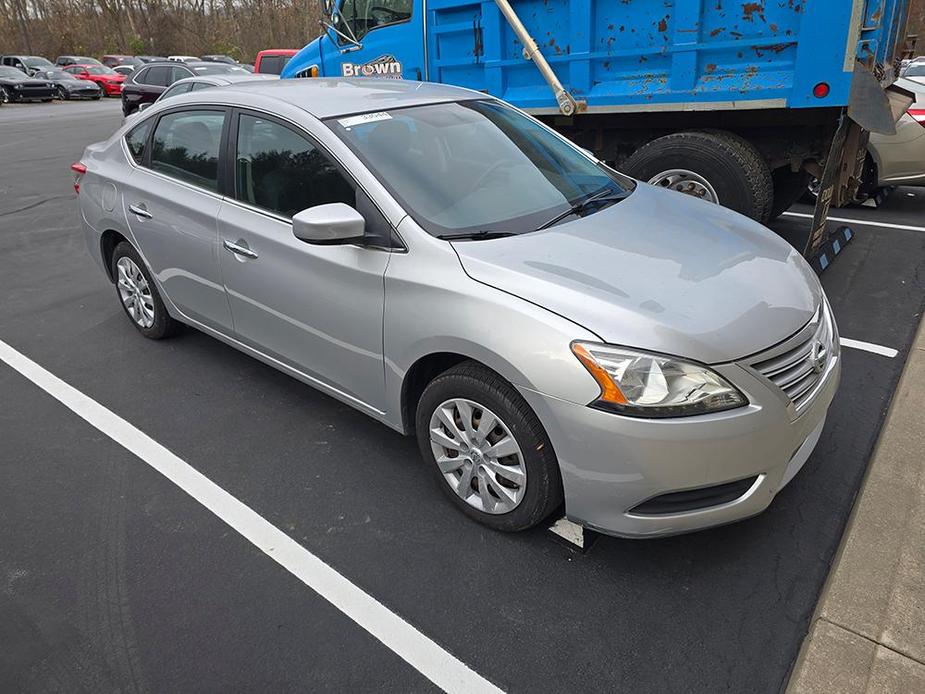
[429, 398, 526, 515]
[116, 257, 155, 329]
[648, 169, 719, 204]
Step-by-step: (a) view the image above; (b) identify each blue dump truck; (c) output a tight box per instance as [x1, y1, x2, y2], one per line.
[283, 1, 915, 264]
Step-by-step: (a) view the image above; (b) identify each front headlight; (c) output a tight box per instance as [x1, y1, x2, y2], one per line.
[571, 342, 747, 417]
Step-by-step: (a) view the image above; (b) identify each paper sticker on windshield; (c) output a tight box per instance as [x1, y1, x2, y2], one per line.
[341, 54, 403, 79]
[338, 112, 393, 128]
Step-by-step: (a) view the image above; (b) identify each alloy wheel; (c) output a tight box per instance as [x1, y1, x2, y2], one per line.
[428, 398, 527, 514]
[116, 256, 155, 329]
[648, 168, 720, 203]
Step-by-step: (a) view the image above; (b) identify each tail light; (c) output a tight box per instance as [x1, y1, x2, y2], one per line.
[70, 162, 87, 194]
[909, 108, 925, 128]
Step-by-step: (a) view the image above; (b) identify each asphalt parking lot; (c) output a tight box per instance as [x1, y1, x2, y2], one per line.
[1, 99, 924, 693]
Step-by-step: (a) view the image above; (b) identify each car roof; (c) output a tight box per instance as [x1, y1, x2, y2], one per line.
[172, 74, 277, 87]
[211, 78, 484, 119]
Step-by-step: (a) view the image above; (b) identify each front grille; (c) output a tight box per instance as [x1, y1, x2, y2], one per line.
[19, 86, 53, 98]
[629, 476, 759, 516]
[751, 304, 835, 411]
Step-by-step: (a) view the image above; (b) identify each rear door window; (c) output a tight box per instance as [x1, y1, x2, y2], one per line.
[141, 66, 170, 86]
[150, 110, 226, 192]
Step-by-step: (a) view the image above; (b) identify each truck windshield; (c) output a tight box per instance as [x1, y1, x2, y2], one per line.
[327, 100, 634, 237]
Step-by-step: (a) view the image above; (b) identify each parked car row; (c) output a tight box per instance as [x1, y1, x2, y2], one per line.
[0, 48, 296, 108]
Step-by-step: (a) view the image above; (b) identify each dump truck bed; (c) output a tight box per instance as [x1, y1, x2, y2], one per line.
[427, 0, 909, 113]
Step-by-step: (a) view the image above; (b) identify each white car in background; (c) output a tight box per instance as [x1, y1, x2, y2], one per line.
[866, 76, 925, 190]
[167, 56, 200, 63]
[808, 76, 925, 203]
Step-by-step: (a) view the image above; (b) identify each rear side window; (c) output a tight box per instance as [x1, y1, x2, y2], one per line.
[234, 114, 354, 217]
[125, 119, 153, 165]
[151, 110, 225, 192]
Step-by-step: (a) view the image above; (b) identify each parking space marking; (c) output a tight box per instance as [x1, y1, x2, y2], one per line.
[840, 338, 899, 358]
[781, 211, 925, 233]
[0, 338, 503, 694]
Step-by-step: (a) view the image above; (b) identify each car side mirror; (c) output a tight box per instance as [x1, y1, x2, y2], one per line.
[292, 203, 366, 244]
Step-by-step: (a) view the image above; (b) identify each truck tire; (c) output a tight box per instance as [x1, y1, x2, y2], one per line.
[622, 130, 773, 223]
[769, 168, 811, 220]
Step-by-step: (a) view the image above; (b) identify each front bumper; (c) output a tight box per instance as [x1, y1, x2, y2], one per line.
[519, 350, 840, 539]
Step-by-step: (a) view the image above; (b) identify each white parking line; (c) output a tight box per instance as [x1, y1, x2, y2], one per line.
[0, 338, 502, 694]
[781, 211, 925, 233]
[840, 337, 899, 358]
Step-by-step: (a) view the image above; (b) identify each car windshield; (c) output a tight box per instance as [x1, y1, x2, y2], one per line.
[24, 57, 53, 68]
[905, 64, 925, 77]
[0, 66, 26, 78]
[327, 100, 634, 237]
[191, 63, 247, 75]
[48, 70, 74, 79]
[86, 66, 116, 75]
[78, 57, 102, 64]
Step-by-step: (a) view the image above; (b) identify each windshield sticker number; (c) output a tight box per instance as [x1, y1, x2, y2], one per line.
[338, 112, 393, 129]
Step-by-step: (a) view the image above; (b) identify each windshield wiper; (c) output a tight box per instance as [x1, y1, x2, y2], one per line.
[438, 230, 519, 241]
[536, 188, 630, 231]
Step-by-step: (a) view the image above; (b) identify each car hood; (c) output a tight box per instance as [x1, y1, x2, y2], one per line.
[0, 75, 46, 85]
[451, 184, 821, 364]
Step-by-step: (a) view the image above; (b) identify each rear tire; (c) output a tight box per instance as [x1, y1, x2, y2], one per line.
[415, 361, 563, 532]
[623, 130, 773, 223]
[110, 241, 181, 340]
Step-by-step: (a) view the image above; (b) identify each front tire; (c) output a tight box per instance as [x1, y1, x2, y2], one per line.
[622, 130, 773, 223]
[110, 242, 180, 339]
[415, 361, 563, 532]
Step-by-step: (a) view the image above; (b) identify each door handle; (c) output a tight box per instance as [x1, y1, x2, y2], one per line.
[129, 203, 153, 219]
[223, 239, 258, 259]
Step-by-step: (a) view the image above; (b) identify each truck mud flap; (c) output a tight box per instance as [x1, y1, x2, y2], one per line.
[803, 114, 860, 273]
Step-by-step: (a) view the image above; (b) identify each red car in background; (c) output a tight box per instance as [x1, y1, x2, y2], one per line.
[63, 64, 125, 96]
[254, 49, 297, 75]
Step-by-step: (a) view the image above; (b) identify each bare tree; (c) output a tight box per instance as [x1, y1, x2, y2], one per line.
[0, 0, 320, 61]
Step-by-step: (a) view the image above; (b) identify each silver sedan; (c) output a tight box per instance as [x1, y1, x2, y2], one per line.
[74, 79, 840, 538]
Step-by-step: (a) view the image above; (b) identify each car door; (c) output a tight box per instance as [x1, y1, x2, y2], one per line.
[121, 108, 234, 332]
[321, 0, 423, 80]
[217, 110, 392, 412]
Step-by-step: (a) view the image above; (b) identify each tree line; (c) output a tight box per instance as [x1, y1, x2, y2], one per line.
[2, 0, 923, 64]
[0, 0, 321, 63]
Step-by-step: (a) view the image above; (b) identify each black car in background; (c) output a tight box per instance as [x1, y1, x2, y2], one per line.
[1, 55, 54, 76]
[32, 68, 102, 100]
[101, 55, 143, 69]
[0, 66, 56, 102]
[120, 60, 249, 115]
[55, 55, 102, 67]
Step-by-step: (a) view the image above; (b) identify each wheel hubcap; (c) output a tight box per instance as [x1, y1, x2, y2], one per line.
[429, 398, 527, 514]
[116, 257, 155, 329]
[648, 169, 719, 204]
